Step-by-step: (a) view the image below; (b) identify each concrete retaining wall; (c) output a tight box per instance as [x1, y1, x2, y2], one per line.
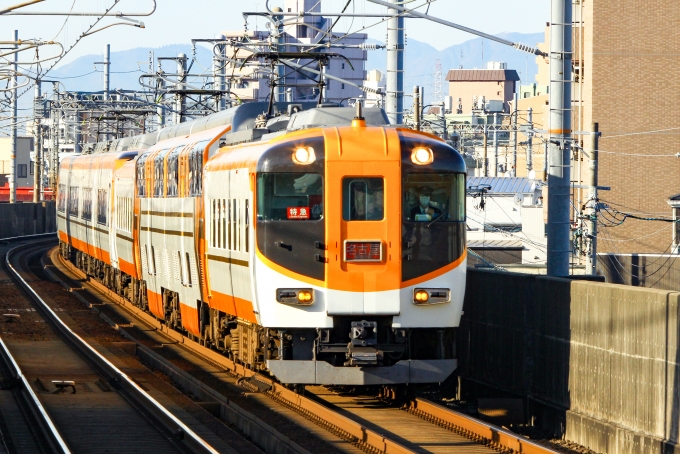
[0, 202, 56, 238]
[459, 269, 680, 453]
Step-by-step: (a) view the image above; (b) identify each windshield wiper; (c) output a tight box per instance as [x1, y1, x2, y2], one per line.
[426, 211, 448, 228]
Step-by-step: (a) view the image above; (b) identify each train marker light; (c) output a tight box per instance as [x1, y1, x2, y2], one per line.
[293, 146, 316, 165]
[414, 290, 429, 304]
[277, 288, 314, 305]
[411, 147, 433, 165]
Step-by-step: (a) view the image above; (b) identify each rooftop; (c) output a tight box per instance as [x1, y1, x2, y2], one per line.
[446, 69, 520, 82]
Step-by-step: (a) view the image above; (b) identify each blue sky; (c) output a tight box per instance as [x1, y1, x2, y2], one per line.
[1, 0, 549, 69]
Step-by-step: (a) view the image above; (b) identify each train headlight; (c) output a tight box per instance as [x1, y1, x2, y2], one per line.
[413, 288, 450, 305]
[293, 146, 316, 165]
[277, 288, 314, 306]
[411, 147, 433, 165]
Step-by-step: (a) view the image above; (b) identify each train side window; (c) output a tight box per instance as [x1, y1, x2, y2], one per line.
[97, 189, 107, 225]
[68, 186, 80, 217]
[185, 252, 192, 286]
[167, 147, 181, 197]
[150, 245, 157, 274]
[82, 188, 92, 221]
[136, 152, 149, 197]
[57, 184, 66, 212]
[153, 150, 167, 198]
[189, 140, 208, 197]
[245, 199, 249, 253]
[342, 177, 384, 221]
[403, 173, 466, 222]
[256, 173, 323, 221]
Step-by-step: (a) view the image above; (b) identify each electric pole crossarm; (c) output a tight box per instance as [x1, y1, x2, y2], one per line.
[366, 0, 547, 57]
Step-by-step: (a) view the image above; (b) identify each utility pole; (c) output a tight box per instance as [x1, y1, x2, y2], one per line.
[413, 86, 420, 131]
[440, 102, 447, 140]
[175, 53, 187, 124]
[547, 0, 573, 277]
[9, 30, 19, 203]
[386, 0, 404, 124]
[543, 140, 548, 182]
[104, 44, 110, 100]
[526, 107, 533, 173]
[587, 122, 599, 275]
[512, 89, 519, 172]
[272, 7, 285, 103]
[214, 34, 227, 111]
[49, 82, 60, 193]
[492, 113, 498, 176]
[483, 125, 488, 177]
[33, 81, 42, 203]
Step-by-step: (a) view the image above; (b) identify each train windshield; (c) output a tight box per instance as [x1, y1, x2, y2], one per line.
[257, 173, 323, 221]
[342, 177, 384, 221]
[403, 173, 465, 222]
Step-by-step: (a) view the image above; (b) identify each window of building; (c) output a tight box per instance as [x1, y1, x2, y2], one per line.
[68, 186, 79, 217]
[30, 162, 34, 175]
[342, 63, 345, 69]
[97, 189, 107, 225]
[341, 83, 345, 90]
[17, 164, 27, 178]
[82, 188, 92, 221]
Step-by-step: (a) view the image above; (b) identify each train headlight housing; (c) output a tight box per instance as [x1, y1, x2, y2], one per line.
[413, 288, 450, 305]
[277, 288, 314, 306]
[411, 147, 433, 165]
[293, 146, 316, 165]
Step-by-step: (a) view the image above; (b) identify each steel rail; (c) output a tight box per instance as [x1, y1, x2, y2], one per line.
[54, 251, 415, 454]
[408, 398, 560, 454]
[0, 336, 71, 453]
[6, 241, 220, 454]
[54, 248, 561, 454]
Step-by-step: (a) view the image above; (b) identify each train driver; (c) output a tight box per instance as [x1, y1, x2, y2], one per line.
[410, 186, 441, 221]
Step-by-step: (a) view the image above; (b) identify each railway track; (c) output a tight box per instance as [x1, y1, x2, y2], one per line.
[45, 241, 561, 454]
[0, 235, 236, 453]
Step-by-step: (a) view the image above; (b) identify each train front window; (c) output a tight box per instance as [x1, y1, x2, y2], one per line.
[342, 177, 384, 221]
[257, 173, 323, 221]
[403, 173, 465, 222]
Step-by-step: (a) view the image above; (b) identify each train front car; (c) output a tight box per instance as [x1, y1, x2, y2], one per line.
[253, 117, 467, 386]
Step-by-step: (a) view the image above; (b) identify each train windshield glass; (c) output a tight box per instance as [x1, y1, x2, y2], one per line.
[257, 173, 323, 221]
[403, 173, 465, 222]
[342, 177, 384, 221]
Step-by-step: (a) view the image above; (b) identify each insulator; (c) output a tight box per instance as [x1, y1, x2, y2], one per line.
[359, 43, 381, 51]
[514, 42, 542, 56]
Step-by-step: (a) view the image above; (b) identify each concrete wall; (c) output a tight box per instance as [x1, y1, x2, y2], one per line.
[459, 269, 680, 453]
[0, 202, 56, 238]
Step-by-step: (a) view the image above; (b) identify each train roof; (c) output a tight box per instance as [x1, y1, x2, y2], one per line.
[84, 102, 390, 155]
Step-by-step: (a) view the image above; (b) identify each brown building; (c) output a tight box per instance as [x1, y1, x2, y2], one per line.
[446, 67, 520, 114]
[519, 1, 680, 254]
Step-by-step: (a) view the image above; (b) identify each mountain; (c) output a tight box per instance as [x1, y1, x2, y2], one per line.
[366, 32, 545, 107]
[40, 32, 544, 107]
[46, 44, 214, 94]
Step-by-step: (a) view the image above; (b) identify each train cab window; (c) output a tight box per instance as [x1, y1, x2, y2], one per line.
[153, 150, 168, 198]
[82, 188, 92, 221]
[57, 184, 66, 212]
[68, 186, 79, 217]
[403, 173, 465, 222]
[167, 147, 181, 197]
[257, 173, 323, 221]
[189, 140, 208, 197]
[342, 177, 384, 221]
[97, 189, 107, 225]
[136, 152, 149, 197]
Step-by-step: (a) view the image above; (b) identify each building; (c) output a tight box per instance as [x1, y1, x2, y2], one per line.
[446, 62, 520, 114]
[0, 137, 35, 201]
[222, 0, 367, 104]
[522, 1, 680, 254]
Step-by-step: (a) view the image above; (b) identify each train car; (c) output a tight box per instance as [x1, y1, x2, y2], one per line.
[57, 101, 466, 387]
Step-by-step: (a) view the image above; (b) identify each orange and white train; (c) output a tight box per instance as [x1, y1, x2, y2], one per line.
[57, 102, 467, 386]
